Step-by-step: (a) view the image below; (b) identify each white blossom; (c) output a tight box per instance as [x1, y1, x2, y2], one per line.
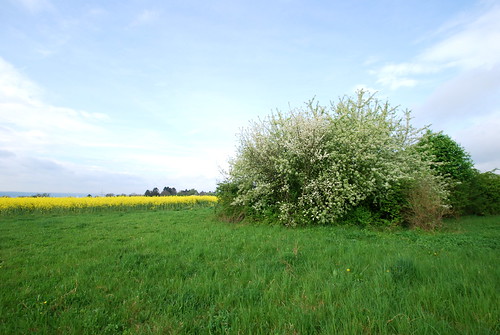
[224, 91, 445, 225]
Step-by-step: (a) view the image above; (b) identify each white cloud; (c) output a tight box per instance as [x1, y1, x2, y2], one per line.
[373, 63, 441, 89]
[372, 4, 500, 90]
[454, 111, 500, 172]
[131, 9, 160, 27]
[0, 57, 109, 153]
[369, 4, 500, 172]
[415, 65, 500, 124]
[0, 57, 135, 192]
[0, 58, 42, 102]
[0, 152, 146, 194]
[0, 57, 223, 192]
[419, 5, 500, 70]
[13, 0, 53, 13]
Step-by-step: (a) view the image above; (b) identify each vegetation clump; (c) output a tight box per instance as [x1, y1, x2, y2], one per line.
[416, 131, 499, 217]
[465, 170, 500, 216]
[217, 90, 449, 228]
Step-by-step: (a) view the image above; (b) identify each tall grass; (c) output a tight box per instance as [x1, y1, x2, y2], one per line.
[1, 209, 498, 334]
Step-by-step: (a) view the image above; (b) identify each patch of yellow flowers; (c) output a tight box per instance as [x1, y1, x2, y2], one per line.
[0, 195, 217, 214]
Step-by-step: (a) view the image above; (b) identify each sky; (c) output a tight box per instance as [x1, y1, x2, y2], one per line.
[1, 0, 499, 195]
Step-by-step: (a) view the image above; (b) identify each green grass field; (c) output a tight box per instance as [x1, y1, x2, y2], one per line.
[1, 208, 499, 334]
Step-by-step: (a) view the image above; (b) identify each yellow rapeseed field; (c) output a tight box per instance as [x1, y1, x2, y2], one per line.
[0, 195, 217, 214]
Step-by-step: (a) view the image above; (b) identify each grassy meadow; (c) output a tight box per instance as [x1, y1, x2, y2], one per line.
[0, 206, 499, 334]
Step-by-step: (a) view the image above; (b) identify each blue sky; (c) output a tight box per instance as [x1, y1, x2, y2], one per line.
[1, 0, 499, 194]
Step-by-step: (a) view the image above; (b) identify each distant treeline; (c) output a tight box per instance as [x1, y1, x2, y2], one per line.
[0, 193, 52, 198]
[144, 187, 215, 197]
[1, 189, 216, 198]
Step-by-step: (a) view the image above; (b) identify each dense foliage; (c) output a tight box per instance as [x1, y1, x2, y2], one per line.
[144, 187, 214, 196]
[416, 131, 499, 216]
[417, 131, 475, 183]
[416, 131, 477, 215]
[218, 91, 448, 227]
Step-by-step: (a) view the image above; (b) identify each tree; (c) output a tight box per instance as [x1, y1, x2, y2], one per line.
[32, 193, 50, 197]
[161, 186, 177, 196]
[417, 131, 474, 182]
[177, 188, 199, 196]
[466, 170, 500, 215]
[417, 131, 475, 215]
[217, 91, 446, 226]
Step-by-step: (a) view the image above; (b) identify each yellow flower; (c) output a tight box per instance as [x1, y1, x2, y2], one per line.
[346, 268, 351, 272]
[0, 195, 217, 213]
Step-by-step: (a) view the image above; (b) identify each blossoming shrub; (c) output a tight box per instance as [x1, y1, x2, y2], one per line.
[217, 91, 447, 226]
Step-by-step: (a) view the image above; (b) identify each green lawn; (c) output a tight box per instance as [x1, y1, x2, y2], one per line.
[1, 209, 499, 334]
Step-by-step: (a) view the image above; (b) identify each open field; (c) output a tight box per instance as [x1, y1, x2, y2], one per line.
[0, 195, 217, 215]
[1, 208, 499, 334]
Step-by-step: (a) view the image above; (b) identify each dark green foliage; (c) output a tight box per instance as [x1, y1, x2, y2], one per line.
[215, 180, 247, 222]
[417, 131, 475, 183]
[177, 188, 199, 196]
[161, 186, 177, 196]
[340, 206, 374, 227]
[417, 131, 499, 217]
[144, 187, 214, 197]
[31, 193, 50, 197]
[416, 131, 480, 216]
[443, 170, 500, 216]
[450, 180, 473, 215]
[375, 186, 407, 226]
[340, 181, 411, 228]
[371, 181, 410, 226]
[465, 170, 500, 215]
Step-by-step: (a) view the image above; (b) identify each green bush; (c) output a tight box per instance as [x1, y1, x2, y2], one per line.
[339, 205, 375, 227]
[403, 174, 449, 230]
[416, 131, 475, 216]
[466, 170, 500, 216]
[417, 131, 474, 182]
[214, 180, 247, 222]
[374, 183, 407, 226]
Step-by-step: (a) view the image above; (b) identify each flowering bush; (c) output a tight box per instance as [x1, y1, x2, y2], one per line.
[218, 91, 447, 226]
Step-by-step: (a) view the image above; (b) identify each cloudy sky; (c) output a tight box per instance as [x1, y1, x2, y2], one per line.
[1, 0, 499, 195]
